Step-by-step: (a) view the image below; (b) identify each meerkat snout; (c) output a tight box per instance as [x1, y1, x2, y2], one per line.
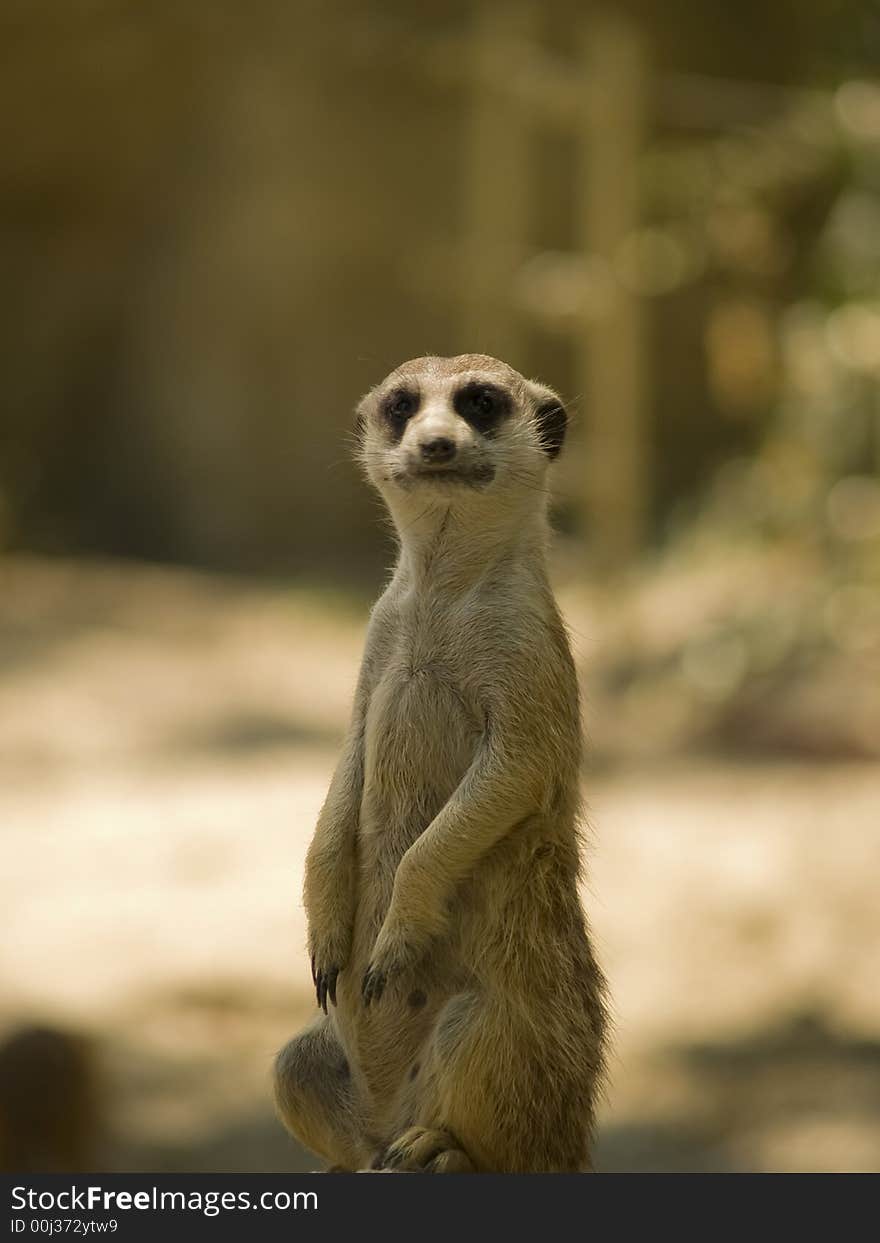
[407, 401, 471, 474]
[419, 436, 457, 464]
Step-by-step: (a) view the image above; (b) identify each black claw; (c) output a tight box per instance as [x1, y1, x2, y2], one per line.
[362, 969, 374, 1007]
[314, 963, 340, 1012]
[362, 966, 386, 1007]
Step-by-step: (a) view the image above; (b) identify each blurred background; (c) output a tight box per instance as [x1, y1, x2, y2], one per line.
[1, 0, 879, 1173]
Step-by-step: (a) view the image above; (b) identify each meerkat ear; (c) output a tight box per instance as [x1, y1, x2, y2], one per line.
[529, 384, 568, 460]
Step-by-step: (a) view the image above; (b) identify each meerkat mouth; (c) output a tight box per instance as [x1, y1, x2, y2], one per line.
[398, 464, 495, 488]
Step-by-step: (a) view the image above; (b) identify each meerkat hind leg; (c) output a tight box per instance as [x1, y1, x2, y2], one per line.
[406, 989, 595, 1172]
[274, 1016, 367, 1171]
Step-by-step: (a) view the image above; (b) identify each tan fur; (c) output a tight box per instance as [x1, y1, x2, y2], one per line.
[274, 355, 607, 1172]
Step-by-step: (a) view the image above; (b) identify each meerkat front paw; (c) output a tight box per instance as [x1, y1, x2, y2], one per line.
[308, 928, 351, 1013]
[361, 918, 421, 1007]
[311, 958, 339, 1014]
[360, 962, 388, 1007]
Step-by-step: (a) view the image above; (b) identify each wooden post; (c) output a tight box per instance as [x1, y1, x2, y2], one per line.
[460, 2, 536, 366]
[575, 12, 648, 568]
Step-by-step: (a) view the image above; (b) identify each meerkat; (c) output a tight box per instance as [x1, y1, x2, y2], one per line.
[274, 354, 607, 1173]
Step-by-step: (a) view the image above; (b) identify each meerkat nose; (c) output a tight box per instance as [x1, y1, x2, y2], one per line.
[420, 436, 457, 464]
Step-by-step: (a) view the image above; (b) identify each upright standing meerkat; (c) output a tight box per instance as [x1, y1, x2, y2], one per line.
[274, 354, 607, 1172]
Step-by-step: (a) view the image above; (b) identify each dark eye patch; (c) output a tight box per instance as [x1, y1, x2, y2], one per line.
[453, 382, 512, 436]
[380, 387, 420, 441]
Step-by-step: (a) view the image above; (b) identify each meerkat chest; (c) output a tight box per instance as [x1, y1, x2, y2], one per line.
[360, 622, 482, 840]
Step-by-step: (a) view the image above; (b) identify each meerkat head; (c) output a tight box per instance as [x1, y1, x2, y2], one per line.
[354, 355, 567, 515]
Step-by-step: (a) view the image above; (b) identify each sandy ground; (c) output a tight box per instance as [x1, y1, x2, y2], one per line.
[1, 557, 878, 1172]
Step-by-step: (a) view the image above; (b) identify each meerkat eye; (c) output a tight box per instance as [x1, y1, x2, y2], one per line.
[454, 382, 511, 435]
[390, 393, 415, 418]
[383, 389, 419, 425]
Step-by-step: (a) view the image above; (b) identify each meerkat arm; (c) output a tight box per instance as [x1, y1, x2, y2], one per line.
[389, 729, 544, 928]
[363, 660, 572, 1003]
[303, 698, 364, 1010]
[305, 605, 390, 1010]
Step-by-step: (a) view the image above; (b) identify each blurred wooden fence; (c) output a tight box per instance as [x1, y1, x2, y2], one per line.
[380, 2, 829, 566]
[1, 2, 835, 574]
[459, 6, 647, 567]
